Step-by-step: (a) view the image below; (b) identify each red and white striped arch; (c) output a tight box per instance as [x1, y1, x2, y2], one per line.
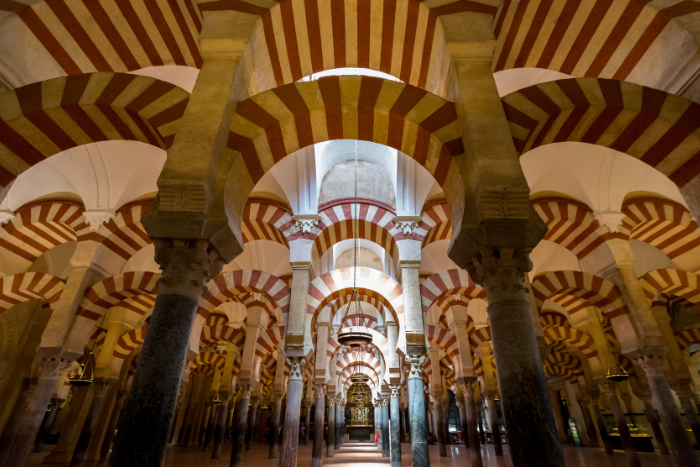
[468, 327, 492, 353]
[199, 325, 246, 351]
[87, 200, 153, 268]
[675, 325, 700, 351]
[544, 326, 597, 359]
[242, 198, 294, 247]
[335, 348, 381, 375]
[622, 198, 700, 269]
[0, 272, 64, 313]
[76, 271, 161, 321]
[420, 198, 451, 249]
[540, 311, 570, 329]
[200, 270, 291, 324]
[531, 270, 627, 318]
[420, 269, 484, 315]
[327, 327, 389, 360]
[639, 269, 700, 305]
[189, 352, 226, 372]
[502, 78, 700, 189]
[426, 324, 459, 361]
[114, 325, 148, 359]
[340, 365, 380, 391]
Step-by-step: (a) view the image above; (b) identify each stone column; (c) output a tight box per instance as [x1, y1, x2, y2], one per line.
[590, 394, 614, 455]
[340, 403, 345, 446]
[601, 381, 640, 467]
[461, 380, 482, 467]
[389, 386, 402, 467]
[327, 396, 336, 457]
[312, 384, 325, 467]
[211, 393, 230, 459]
[636, 354, 700, 467]
[246, 397, 260, 450]
[231, 384, 252, 467]
[69, 380, 112, 466]
[108, 240, 223, 467]
[456, 399, 469, 447]
[335, 400, 342, 450]
[381, 397, 390, 458]
[280, 357, 306, 467]
[100, 390, 127, 460]
[468, 248, 565, 467]
[399, 404, 407, 444]
[673, 381, 700, 444]
[5, 358, 73, 467]
[403, 405, 411, 441]
[35, 398, 64, 453]
[202, 404, 217, 450]
[304, 403, 311, 445]
[442, 401, 451, 445]
[637, 394, 669, 455]
[432, 396, 447, 457]
[406, 357, 429, 467]
[376, 401, 382, 450]
[374, 404, 379, 448]
[576, 397, 599, 448]
[485, 393, 503, 456]
[269, 393, 283, 458]
[0, 379, 33, 461]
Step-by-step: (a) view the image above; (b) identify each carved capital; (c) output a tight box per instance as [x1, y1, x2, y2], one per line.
[329, 397, 336, 407]
[671, 380, 694, 399]
[285, 356, 307, 381]
[250, 397, 260, 408]
[389, 385, 400, 398]
[392, 216, 422, 235]
[83, 210, 116, 232]
[93, 381, 112, 399]
[599, 380, 618, 395]
[478, 186, 530, 222]
[238, 383, 252, 400]
[405, 356, 425, 380]
[153, 239, 224, 301]
[466, 247, 532, 303]
[314, 383, 327, 399]
[634, 354, 666, 378]
[293, 214, 322, 234]
[158, 181, 207, 212]
[38, 358, 73, 381]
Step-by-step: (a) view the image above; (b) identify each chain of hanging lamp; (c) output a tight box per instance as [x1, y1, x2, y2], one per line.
[70, 310, 108, 387]
[594, 307, 629, 382]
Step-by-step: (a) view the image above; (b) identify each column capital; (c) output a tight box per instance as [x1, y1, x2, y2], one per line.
[670, 380, 694, 398]
[466, 247, 532, 303]
[37, 357, 74, 381]
[93, 380, 113, 398]
[598, 380, 619, 395]
[405, 355, 425, 380]
[633, 353, 667, 378]
[329, 397, 337, 407]
[636, 393, 653, 405]
[250, 396, 260, 408]
[285, 356, 308, 380]
[238, 383, 252, 399]
[313, 383, 327, 398]
[389, 385, 400, 398]
[153, 239, 224, 301]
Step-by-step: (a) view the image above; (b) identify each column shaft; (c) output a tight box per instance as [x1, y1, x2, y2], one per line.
[578, 401, 599, 448]
[312, 396, 324, 467]
[457, 402, 469, 447]
[230, 392, 251, 467]
[602, 383, 640, 467]
[382, 403, 390, 457]
[681, 396, 700, 444]
[211, 398, 230, 459]
[463, 381, 483, 467]
[280, 374, 304, 467]
[203, 405, 217, 450]
[399, 406, 407, 443]
[0, 380, 32, 460]
[269, 396, 282, 459]
[327, 401, 335, 458]
[304, 405, 311, 445]
[642, 402, 669, 455]
[442, 404, 451, 445]
[335, 405, 341, 449]
[407, 363, 429, 467]
[486, 397, 503, 456]
[69, 382, 111, 466]
[35, 398, 63, 453]
[100, 392, 126, 460]
[433, 403, 446, 457]
[390, 394, 402, 467]
[591, 401, 614, 455]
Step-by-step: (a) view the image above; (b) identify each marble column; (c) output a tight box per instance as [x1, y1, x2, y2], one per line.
[202, 404, 217, 450]
[340, 404, 345, 446]
[476, 405, 486, 444]
[442, 402, 451, 445]
[470, 249, 565, 467]
[246, 397, 260, 450]
[636, 354, 700, 467]
[231, 385, 252, 467]
[280, 357, 306, 467]
[462, 380, 483, 467]
[312, 385, 325, 467]
[304, 403, 311, 445]
[601, 381, 640, 467]
[211, 394, 231, 459]
[432, 396, 447, 457]
[389, 386, 402, 467]
[577, 397, 599, 448]
[269, 393, 283, 458]
[638, 394, 669, 455]
[485, 394, 503, 456]
[375, 403, 382, 451]
[399, 404, 407, 444]
[35, 398, 64, 453]
[69, 380, 112, 466]
[406, 356, 429, 467]
[327, 396, 336, 457]
[108, 240, 223, 467]
[673, 381, 700, 444]
[590, 395, 614, 455]
[403, 405, 411, 441]
[335, 401, 342, 450]
[0, 379, 33, 461]
[100, 390, 127, 460]
[6, 358, 73, 467]
[381, 397, 390, 458]
[457, 399, 469, 447]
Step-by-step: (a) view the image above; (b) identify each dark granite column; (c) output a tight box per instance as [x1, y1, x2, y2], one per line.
[476, 404, 486, 444]
[576, 397, 599, 448]
[381, 398, 390, 458]
[327, 397, 336, 457]
[406, 356, 429, 467]
[108, 240, 223, 467]
[211, 394, 230, 459]
[335, 401, 342, 450]
[268, 393, 283, 458]
[375, 403, 382, 451]
[6, 358, 73, 467]
[636, 354, 700, 467]
[312, 385, 326, 467]
[69, 381, 112, 466]
[100, 390, 126, 460]
[461, 380, 482, 467]
[432, 397, 447, 457]
[340, 404, 345, 446]
[246, 397, 260, 450]
[203, 404, 218, 450]
[280, 357, 306, 467]
[590, 395, 614, 455]
[304, 402, 311, 445]
[442, 402, 451, 445]
[637, 394, 669, 455]
[403, 405, 411, 441]
[485, 394, 503, 456]
[35, 398, 63, 453]
[469, 248, 565, 467]
[230, 385, 252, 467]
[457, 399, 469, 447]
[601, 381, 640, 467]
[390, 386, 402, 467]
[399, 404, 407, 443]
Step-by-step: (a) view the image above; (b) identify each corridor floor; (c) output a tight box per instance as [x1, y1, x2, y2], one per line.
[26, 440, 685, 467]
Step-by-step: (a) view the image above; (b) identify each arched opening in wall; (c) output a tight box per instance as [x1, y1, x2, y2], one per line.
[300, 68, 401, 83]
[493, 68, 572, 97]
[319, 158, 396, 208]
[319, 238, 394, 276]
[346, 383, 374, 439]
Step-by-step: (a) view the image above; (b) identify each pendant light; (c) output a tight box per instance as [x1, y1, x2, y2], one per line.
[337, 141, 372, 349]
[70, 311, 108, 387]
[350, 346, 370, 383]
[595, 308, 629, 382]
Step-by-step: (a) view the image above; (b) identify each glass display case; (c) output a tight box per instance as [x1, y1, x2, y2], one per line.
[602, 414, 655, 452]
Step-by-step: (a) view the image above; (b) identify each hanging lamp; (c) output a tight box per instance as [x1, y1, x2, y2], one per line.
[337, 141, 372, 349]
[70, 310, 108, 387]
[212, 393, 223, 405]
[595, 308, 629, 382]
[350, 346, 370, 383]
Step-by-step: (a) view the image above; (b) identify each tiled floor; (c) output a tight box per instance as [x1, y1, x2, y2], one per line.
[27, 441, 683, 466]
